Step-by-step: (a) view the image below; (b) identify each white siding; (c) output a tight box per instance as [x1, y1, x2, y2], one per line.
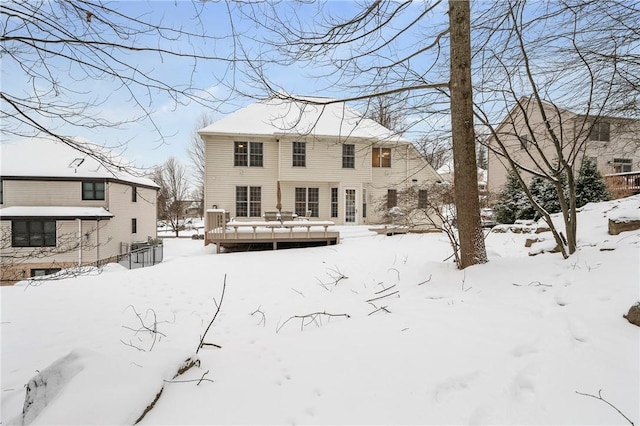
[204, 133, 441, 225]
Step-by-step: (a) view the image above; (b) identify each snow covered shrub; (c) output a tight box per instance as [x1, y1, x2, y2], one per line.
[576, 158, 611, 207]
[493, 170, 535, 223]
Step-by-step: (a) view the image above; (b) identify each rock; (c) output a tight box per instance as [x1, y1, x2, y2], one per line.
[608, 218, 640, 235]
[623, 303, 640, 327]
[525, 237, 543, 248]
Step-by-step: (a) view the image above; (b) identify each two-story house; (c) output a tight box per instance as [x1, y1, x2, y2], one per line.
[0, 137, 159, 284]
[198, 96, 442, 227]
[486, 97, 640, 194]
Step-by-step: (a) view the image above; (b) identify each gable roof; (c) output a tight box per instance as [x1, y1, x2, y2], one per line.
[0, 137, 159, 189]
[199, 96, 408, 143]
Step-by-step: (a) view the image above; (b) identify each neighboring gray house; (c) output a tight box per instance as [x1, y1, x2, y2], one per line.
[0, 138, 159, 284]
[198, 96, 442, 227]
[487, 98, 640, 194]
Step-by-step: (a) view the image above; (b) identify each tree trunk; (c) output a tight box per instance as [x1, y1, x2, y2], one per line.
[449, 0, 487, 268]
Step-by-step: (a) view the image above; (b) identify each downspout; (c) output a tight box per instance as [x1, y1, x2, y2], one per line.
[77, 218, 82, 266]
[406, 145, 409, 187]
[96, 218, 100, 264]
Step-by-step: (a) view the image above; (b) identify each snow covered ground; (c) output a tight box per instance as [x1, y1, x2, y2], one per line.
[2, 196, 639, 425]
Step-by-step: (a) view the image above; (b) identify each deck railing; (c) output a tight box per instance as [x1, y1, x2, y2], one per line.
[604, 171, 640, 196]
[204, 209, 339, 252]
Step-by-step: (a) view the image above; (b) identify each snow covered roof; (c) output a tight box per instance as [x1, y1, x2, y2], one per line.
[199, 96, 408, 143]
[436, 160, 487, 184]
[0, 137, 159, 189]
[0, 206, 113, 220]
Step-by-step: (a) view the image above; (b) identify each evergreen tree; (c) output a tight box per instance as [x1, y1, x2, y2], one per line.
[529, 173, 567, 217]
[576, 158, 611, 207]
[494, 169, 533, 223]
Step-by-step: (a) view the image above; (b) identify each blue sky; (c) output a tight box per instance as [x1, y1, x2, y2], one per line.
[1, 1, 333, 170]
[1, 1, 451, 174]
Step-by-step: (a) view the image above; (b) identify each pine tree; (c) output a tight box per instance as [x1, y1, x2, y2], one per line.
[529, 173, 568, 217]
[494, 169, 533, 223]
[576, 158, 611, 207]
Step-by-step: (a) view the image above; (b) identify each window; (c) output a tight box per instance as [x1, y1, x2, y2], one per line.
[518, 135, 530, 150]
[342, 144, 355, 169]
[362, 188, 367, 219]
[0, 179, 3, 204]
[612, 158, 632, 173]
[12, 220, 56, 247]
[295, 187, 319, 217]
[131, 186, 137, 202]
[331, 188, 338, 218]
[292, 141, 306, 167]
[31, 268, 61, 278]
[234, 142, 263, 167]
[131, 218, 137, 234]
[82, 181, 105, 200]
[387, 189, 397, 209]
[589, 122, 610, 142]
[372, 147, 391, 167]
[418, 189, 429, 208]
[236, 186, 262, 217]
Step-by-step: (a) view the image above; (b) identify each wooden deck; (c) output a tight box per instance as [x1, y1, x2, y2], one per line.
[204, 210, 339, 253]
[605, 171, 640, 195]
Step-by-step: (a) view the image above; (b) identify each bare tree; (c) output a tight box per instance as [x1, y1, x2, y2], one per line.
[226, 0, 487, 268]
[187, 112, 213, 218]
[449, 0, 487, 267]
[473, 0, 640, 257]
[1, 1, 235, 168]
[415, 135, 451, 171]
[153, 157, 190, 237]
[365, 93, 408, 135]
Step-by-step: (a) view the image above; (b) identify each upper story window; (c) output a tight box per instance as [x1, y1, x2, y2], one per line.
[292, 141, 306, 167]
[342, 144, 355, 169]
[234, 141, 263, 167]
[131, 185, 137, 202]
[372, 147, 391, 167]
[589, 122, 610, 142]
[131, 218, 137, 234]
[12, 219, 56, 247]
[0, 179, 3, 204]
[82, 181, 105, 200]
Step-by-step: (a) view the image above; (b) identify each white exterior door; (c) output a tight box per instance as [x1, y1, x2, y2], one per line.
[344, 188, 357, 224]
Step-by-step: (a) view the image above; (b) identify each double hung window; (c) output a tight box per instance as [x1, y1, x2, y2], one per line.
[234, 142, 263, 167]
[372, 147, 391, 167]
[295, 187, 319, 217]
[589, 122, 610, 142]
[330, 188, 338, 218]
[236, 186, 262, 217]
[342, 144, 355, 169]
[82, 181, 105, 200]
[387, 189, 397, 209]
[292, 141, 306, 167]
